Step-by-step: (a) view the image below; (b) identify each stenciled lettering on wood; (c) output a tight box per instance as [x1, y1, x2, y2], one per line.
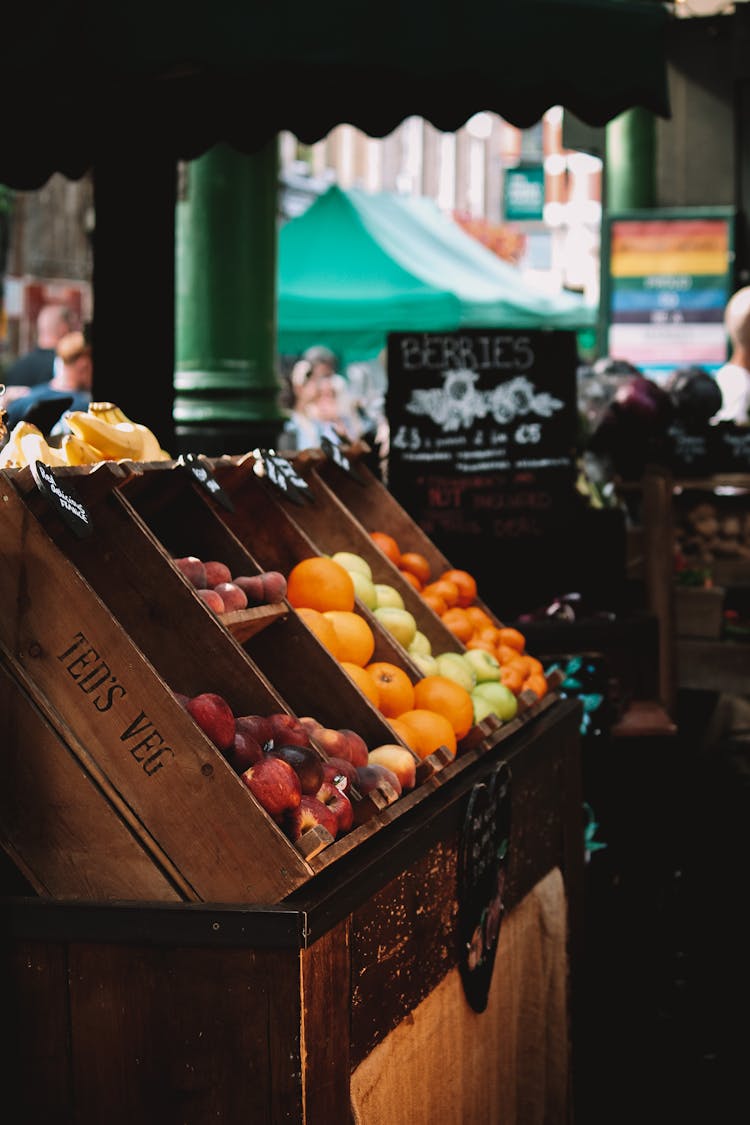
[58, 632, 175, 776]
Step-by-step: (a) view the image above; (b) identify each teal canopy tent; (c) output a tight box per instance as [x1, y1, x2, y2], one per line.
[278, 186, 596, 363]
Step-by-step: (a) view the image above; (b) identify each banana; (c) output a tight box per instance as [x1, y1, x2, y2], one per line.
[84, 403, 170, 461]
[0, 422, 47, 469]
[88, 401, 131, 426]
[65, 410, 146, 460]
[19, 430, 67, 468]
[61, 433, 107, 466]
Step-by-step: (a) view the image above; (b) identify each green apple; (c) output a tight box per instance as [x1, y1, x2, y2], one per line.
[408, 630, 432, 658]
[464, 648, 501, 683]
[374, 606, 417, 649]
[472, 681, 518, 722]
[471, 693, 498, 724]
[374, 583, 405, 610]
[350, 570, 378, 610]
[435, 651, 476, 693]
[332, 551, 372, 580]
[412, 653, 439, 676]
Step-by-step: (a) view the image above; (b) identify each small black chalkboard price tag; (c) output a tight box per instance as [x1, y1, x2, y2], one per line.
[457, 762, 511, 1013]
[29, 460, 93, 539]
[179, 453, 235, 512]
[666, 423, 714, 478]
[320, 432, 365, 482]
[712, 423, 750, 473]
[252, 449, 312, 506]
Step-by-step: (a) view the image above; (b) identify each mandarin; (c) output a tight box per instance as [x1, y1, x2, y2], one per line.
[523, 672, 548, 699]
[396, 709, 457, 759]
[370, 531, 402, 567]
[399, 569, 423, 592]
[422, 578, 460, 608]
[498, 626, 526, 653]
[499, 664, 526, 694]
[412, 674, 474, 739]
[365, 661, 415, 717]
[422, 591, 448, 616]
[465, 606, 495, 632]
[440, 606, 474, 644]
[399, 551, 432, 587]
[439, 568, 477, 608]
[287, 556, 355, 613]
[323, 610, 375, 666]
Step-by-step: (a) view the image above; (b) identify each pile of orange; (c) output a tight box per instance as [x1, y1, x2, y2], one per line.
[369, 529, 547, 700]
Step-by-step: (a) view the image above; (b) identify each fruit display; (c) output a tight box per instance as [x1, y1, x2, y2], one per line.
[172, 553, 287, 615]
[0, 401, 170, 468]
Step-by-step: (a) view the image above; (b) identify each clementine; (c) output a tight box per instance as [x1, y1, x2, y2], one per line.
[497, 626, 526, 653]
[439, 568, 477, 608]
[422, 578, 460, 608]
[399, 569, 423, 592]
[440, 606, 474, 644]
[465, 606, 495, 632]
[422, 591, 448, 616]
[341, 661, 381, 708]
[370, 531, 402, 567]
[413, 674, 474, 739]
[523, 673, 548, 699]
[396, 709, 457, 759]
[499, 663, 525, 694]
[287, 556, 355, 613]
[323, 610, 375, 666]
[295, 606, 341, 659]
[399, 551, 432, 587]
[365, 661, 415, 717]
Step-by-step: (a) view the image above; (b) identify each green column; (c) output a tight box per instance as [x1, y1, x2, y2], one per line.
[605, 107, 656, 212]
[175, 140, 285, 455]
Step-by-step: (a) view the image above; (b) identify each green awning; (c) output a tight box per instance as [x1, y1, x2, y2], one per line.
[278, 186, 596, 362]
[1, 1, 671, 189]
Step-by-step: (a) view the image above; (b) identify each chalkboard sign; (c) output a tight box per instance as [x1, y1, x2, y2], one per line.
[712, 423, 750, 474]
[386, 329, 579, 617]
[252, 448, 312, 506]
[458, 762, 511, 1013]
[179, 453, 235, 512]
[666, 423, 715, 478]
[29, 460, 93, 538]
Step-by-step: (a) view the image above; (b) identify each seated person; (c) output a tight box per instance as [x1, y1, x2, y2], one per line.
[6, 331, 93, 434]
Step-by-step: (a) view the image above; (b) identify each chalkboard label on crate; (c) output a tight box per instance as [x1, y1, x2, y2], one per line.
[458, 762, 511, 1012]
[180, 453, 235, 512]
[385, 329, 579, 614]
[320, 433, 365, 482]
[252, 449, 313, 505]
[30, 460, 93, 538]
[712, 423, 750, 474]
[666, 423, 714, 478]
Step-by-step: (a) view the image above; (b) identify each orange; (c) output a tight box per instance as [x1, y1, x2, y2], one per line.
[523, 672, 548, 699]
[295, 606, 341, 659]
[396, 709, 457, 759]
[413, 674, 474, 739]
[399, 551, 432, 587]
[399, 568, 423, 592]
[323, 610, 375, 667]
[496, 643, 522, 666]
[497, 626, 526, 654]
[499, 664, 525, 694]
[440, 606, 474, 644]
[524, 655, 544, 677]
[365, 661, 415, 718]
[472, 625, 503, 649]
[466, 638, 497, 655]
[422, 591, 448, 616]
[439, 568, 477, 608]
[465, 606, 495, 632]
[387, 716, 418, 747]
[341, 661, 381, 708]
[370, 531, 402, 567]
[287, 556, 355, 613]
[422, 579, 460, 608]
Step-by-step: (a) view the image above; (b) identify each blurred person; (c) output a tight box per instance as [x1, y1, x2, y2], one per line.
[2, 304, 79, 401]
[711, 285, 750, 425]
[6, 330, 92, 434]
[276, 361, 364, 453]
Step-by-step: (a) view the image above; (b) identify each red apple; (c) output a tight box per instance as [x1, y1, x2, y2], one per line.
[285, 794, 337, 843]
[316, 779, 353, 835]
[230, 725, 264, 772]
[356, 762, 402, 798]
[204, 560, 233, 588]
[320, 756, 358, 795]
[234, 714, 273, 749]
[186, 692, 235, 753]
[314, 726, 368, 768]
[213, 581, 248, 611]
[173, 556, 207, 588]
[265, 712, 313, 748]
[242, 755, 301, 819]
[197, 588, 225, 613]
[368, 745, 417, 791]
[233, 574, 266, 605]
[266, 744, 325, 795]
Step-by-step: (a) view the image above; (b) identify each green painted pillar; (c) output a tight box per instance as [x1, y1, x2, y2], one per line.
[605, 107, 656, 212]
[175, 140, 285, 455]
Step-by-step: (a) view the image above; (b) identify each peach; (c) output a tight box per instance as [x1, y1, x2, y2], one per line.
[197, 588, 225, 614]
[368, 745, 417, 791]
[356, 762, 402, 798]
[213, 581, 248, 611]
[314, 726, 368, 768]
[173, 555, 207, 588]
[261, 571, 288, 604]
[204, 560, 233, 588]
[233, 575, 266, 605]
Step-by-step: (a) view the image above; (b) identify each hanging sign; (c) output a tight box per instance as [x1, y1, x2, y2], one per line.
[503, 164, 545, 223]
[179, 453, 235, 512]
[252, 448, 312, 505]
[458, 762, 511, 1013]
[386, 328, 578, 616]
[320, 432, 365, 482]
[29, 461, 93, 538]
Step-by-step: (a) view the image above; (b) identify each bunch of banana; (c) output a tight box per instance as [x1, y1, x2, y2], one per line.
[65, 403, 172, 463]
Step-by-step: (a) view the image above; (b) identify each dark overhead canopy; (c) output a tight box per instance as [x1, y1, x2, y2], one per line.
[2, 1, 671, 190]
